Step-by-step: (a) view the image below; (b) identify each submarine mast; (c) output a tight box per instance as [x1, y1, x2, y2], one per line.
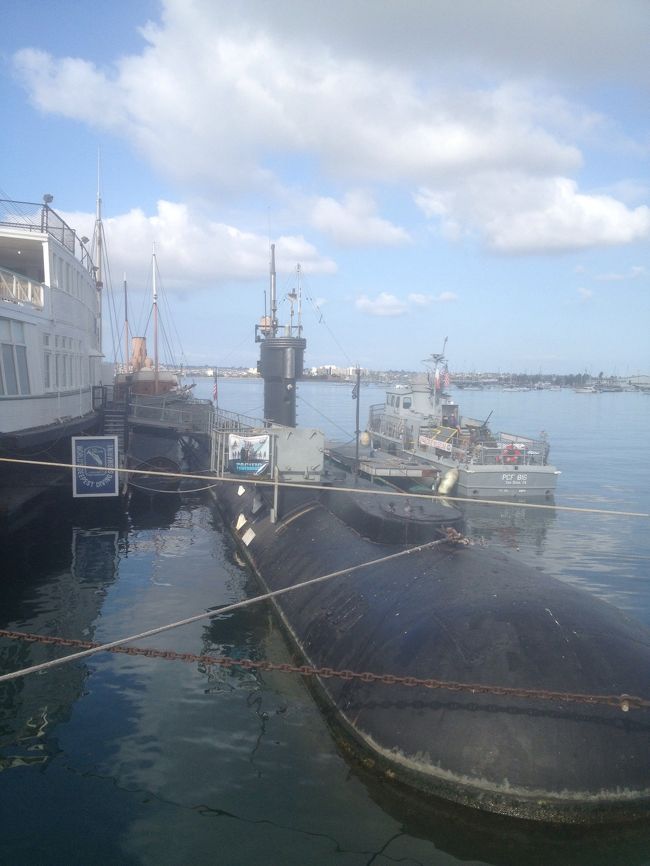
[255, 244, 306, 427]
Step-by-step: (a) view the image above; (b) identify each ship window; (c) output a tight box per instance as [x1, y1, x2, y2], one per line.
[0, 317, 30, 395]
[403, 396, 412, 408]
[1, 344, 18, 394]
[15, 346, 29, 393]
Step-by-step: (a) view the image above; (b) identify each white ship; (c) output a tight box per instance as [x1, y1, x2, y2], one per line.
[0, 196, 103, 506]
[367, 342, 560, 498]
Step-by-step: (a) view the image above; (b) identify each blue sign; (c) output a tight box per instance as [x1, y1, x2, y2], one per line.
[72, 436, 120, 497]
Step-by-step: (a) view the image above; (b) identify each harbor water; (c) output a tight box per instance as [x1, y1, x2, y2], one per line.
[1, 381, 649, 865]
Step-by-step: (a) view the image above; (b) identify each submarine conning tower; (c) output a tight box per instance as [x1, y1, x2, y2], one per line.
[255, 244, 306, 427]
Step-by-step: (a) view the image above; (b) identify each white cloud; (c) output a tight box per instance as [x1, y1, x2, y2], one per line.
[62, 200, 336, 290]
[310, 191, 410, 246]
[202, 0, 649, 90]
[11, 0, 648, 267]
[595, 266, 647, 281]
[355, 291, 448, 316]
[577, 287, 593, 301]
[416, 174, 650, 253]
[12, 9, 585, 196]
[355, 293, 408, 317]
[407, 293, 431, 306]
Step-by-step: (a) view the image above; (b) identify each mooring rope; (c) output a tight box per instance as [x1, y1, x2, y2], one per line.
[1, 456, 648, 519]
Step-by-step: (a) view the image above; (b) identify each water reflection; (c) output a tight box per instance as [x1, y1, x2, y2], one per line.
[0, 507, 126, 779]
[461, 499, 557, 557]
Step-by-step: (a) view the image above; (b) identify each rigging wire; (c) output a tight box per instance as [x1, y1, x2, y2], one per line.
[296, 391, 356, 441]
[303, 280, 355, 368]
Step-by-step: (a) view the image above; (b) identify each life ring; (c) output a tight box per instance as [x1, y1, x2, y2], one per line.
[503, 444, 522, 464]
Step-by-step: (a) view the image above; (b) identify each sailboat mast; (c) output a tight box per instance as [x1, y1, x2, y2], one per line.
[152, 244, 159, 395]
[94, 166, 103, 354]
[123, 273, 129, 374]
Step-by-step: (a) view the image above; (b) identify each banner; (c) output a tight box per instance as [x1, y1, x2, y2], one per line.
[228, 434, 270, 476]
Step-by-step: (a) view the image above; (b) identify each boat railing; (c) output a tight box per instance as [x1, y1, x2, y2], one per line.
[129, 396, 214, 433]
[0, 199, 94, 271]
[0, 265, 44, 308]
[213, 407, 262, 434]
[211, 410, 268, 477]
[466, 435, 549, 467]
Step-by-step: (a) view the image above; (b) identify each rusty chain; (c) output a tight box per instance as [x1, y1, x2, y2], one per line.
[1, 629, 647, 713]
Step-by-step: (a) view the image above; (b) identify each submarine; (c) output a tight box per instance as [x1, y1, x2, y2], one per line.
[210, 247, 650, 824]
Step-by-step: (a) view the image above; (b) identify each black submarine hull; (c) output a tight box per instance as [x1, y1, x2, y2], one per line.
[212, 477, 650, 823]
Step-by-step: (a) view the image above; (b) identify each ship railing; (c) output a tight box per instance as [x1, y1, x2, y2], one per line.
[211, 409, 271, 477]
[497, 432, 549, 466]
[465, 439, 548, 466]
[213, 407, 262, 433]
[0, 265, 44, 308]
[0, 199, 94, 271]
[129, 396, 214, 433]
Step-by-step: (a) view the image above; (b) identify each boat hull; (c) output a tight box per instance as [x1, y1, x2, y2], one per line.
[370, 439, 559, 498]
[455, 462, 558, 498]
[212, 478, 650, 823]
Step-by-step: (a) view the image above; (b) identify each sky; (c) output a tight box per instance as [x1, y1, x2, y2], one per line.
[1, 0, 649, 374]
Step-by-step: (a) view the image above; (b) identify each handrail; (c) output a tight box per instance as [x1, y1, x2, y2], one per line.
[0, 265, 44, 308]
[0, 198, 94, 271]
[129, 399, 214, 433]
[214, 407, 263, 432]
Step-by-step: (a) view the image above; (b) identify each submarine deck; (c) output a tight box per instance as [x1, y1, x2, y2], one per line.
[326, 441, 439, 481]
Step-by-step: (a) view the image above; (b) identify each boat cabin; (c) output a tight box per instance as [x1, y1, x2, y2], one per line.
[384, 384, 459, 428]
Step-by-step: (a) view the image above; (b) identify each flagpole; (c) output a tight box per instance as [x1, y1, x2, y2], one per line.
[213, 368, 219, 411]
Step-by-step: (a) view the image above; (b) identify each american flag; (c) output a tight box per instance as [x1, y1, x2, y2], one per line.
[443, 366, 450, 388]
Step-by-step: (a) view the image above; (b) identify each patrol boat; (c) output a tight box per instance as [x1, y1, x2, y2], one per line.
[366, 342, 560, 498]
[209, 248, 650, 824]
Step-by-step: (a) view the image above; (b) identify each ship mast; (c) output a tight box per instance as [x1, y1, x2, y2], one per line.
[270, 243, 278, 337]
[94, 165, 104, 355]
[152, 243, 159, 395]
[123, 273, 129, 374]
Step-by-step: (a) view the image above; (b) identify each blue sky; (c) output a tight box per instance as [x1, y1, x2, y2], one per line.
[2, 0, 648, 374]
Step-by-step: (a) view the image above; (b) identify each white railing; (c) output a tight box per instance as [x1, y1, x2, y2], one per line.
[0, 266, 44, 308]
